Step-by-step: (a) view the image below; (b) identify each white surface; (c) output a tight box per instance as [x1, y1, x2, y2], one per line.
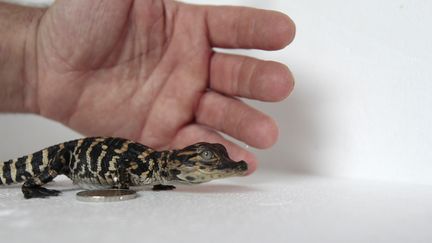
[1, 0, 432, 185]
[1, 172, 432, 243]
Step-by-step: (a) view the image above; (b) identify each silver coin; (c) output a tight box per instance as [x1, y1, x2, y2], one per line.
[76, 189, 137, 202]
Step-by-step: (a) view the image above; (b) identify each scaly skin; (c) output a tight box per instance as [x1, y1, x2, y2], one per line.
[0, 137, 247, 199]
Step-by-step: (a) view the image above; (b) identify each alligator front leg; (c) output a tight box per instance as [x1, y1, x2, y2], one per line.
[152, 184, 176, 191]
[111, 161, 131, 190]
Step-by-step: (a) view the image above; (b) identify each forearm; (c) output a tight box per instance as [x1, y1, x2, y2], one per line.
[0, 2, 44, 113]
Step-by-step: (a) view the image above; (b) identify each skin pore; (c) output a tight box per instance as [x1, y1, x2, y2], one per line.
[0, 0, 295, 175]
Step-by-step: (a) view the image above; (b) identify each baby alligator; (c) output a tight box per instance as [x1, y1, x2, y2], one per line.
[0, 137, 248, 199]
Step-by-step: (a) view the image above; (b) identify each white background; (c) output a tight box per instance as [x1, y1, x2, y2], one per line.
[1, 0, 432, 185]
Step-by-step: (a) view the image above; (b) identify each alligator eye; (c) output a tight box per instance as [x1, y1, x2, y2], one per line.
[201, 150, 214, 160]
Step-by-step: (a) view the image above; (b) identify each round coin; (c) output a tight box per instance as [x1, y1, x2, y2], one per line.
[76, 189, 137, 202]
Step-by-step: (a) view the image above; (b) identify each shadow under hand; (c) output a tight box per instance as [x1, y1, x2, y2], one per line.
[249, 68, 324, 176]
[175, 184, 258, 194]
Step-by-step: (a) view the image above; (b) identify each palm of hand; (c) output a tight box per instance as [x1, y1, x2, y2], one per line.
[31, 0, 295, 172]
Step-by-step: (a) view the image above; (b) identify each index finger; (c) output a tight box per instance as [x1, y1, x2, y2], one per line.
[203, 5, 296, 50]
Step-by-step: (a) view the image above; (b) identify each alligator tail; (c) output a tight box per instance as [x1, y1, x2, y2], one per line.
[0, 144, 65, 185]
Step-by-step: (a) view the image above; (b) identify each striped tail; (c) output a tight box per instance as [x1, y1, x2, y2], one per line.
[0, 157, 30, 185]
[0, 144, 65, 185]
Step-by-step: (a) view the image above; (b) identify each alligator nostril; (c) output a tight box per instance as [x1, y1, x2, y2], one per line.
[237, 161, 248, 171]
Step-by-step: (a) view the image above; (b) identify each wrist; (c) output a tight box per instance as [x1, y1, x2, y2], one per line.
[0, 3, 45, 113]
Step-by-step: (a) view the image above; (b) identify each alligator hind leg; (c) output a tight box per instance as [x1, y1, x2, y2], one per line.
[22, 169, 61, 199]
[22, 149, 69, 199]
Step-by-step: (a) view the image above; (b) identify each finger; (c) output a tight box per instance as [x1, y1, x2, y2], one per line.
[210, 53, 294, 101]
[195, 91, 279, 149]
[170, 124, 257, 175]
[203, 5, 295, 49]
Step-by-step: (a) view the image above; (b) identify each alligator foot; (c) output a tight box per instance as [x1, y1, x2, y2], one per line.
[152, 184, 176, 191]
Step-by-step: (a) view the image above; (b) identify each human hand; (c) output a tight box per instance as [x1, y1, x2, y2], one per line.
[24, 0, 295, 173]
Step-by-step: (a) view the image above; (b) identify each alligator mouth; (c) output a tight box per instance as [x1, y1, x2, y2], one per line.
[218, 160, 248, 174]
[198, 161, 248, 176]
